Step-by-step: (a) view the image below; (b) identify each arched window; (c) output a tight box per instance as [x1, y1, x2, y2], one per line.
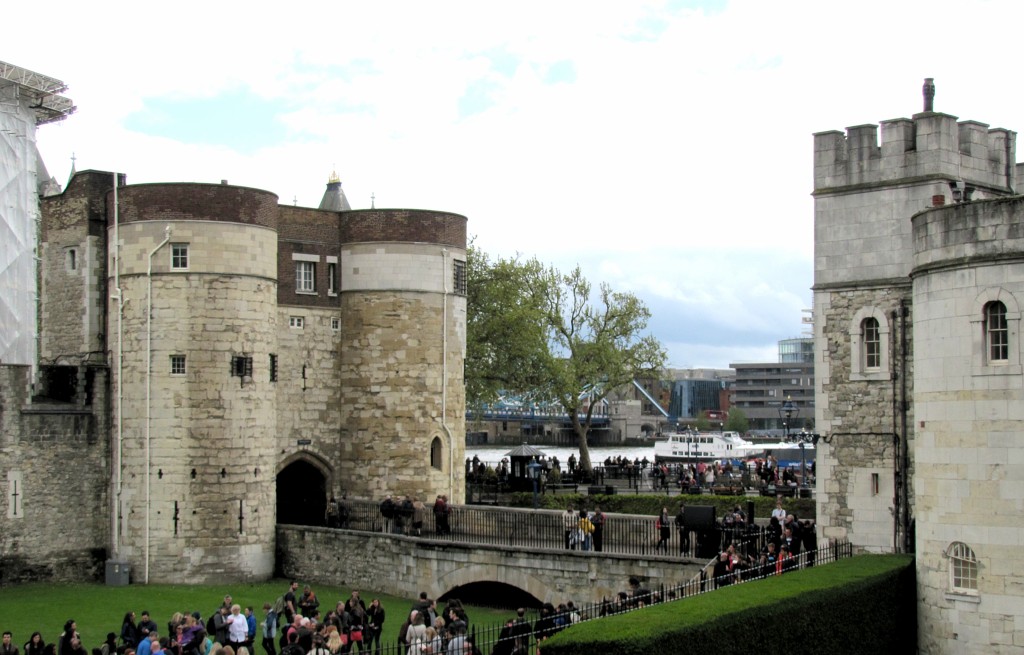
[985, 301, 1008, 362]
[971, 289, 1020, 375]
[849, 307, 890, 381]
[862, 317, 881, 370]
[430, 437, 444, 471]
[947, 542, 979, 594]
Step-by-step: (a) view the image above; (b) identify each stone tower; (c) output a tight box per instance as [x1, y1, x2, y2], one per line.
[911, 195, 1024, 653]
[813, 80, 1023, 653]
[812, 80, 1016, 552]
[109, 183, 280, 582]
[336, 210, 467, 503]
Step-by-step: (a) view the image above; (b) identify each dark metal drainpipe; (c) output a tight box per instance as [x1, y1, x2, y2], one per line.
[890, 308, 901, 553]
[899, 300, 911, 554]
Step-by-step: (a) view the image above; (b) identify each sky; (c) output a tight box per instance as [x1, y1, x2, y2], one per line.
[7, 0, 1024, 370]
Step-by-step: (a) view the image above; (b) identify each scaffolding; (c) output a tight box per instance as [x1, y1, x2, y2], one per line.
[0, 61, 75, 366]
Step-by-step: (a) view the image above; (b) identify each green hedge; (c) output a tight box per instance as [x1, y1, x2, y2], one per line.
[540, 554, 916, 655]
[504, 492, 815, 521]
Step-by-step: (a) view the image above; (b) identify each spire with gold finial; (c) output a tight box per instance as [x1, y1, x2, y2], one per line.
[318, 166, 351, 211]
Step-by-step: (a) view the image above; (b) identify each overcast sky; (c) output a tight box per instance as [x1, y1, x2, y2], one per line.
[8, 0, 1023, 369]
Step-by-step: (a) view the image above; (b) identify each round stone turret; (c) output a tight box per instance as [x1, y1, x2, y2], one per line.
[108, 183, 279, 582]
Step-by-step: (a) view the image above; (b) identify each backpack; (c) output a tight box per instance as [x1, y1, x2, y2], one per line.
[272, 596, 287, 619]
[205, 614, 217, 638]
[380, 498, 395, 519]
[397, 620, 410, 645]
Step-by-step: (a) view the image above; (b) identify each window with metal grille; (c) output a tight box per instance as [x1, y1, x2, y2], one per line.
[170, 355, 186, 376]
[171, 244, 189, 270]
[947, 542, 979, 593]
[296, 261, 316, 293]
[269, 354, 278, 382]
[863, 317, 880, 369]
[453, 259, 467, 295]
[985, 301, 1008, 362]
[231, 355, 253, 378]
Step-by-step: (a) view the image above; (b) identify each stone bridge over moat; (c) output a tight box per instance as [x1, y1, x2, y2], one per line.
[277, 526, 705, 605]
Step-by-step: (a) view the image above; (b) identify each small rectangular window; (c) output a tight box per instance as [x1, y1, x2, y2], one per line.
[269, 354, 278, 382]
[331, 317, 340, 331]
[289, 316, 304, 329]
[170, 354, 186, 376]
[871, 472, 879, 496]
[66, 248, 78, 272]
[453, 259, 467, 295]
[231, 355, 253, 378]
[296, 261, 316, 293]
[171, 244, 189, 270]
[328, 262, 338, 295]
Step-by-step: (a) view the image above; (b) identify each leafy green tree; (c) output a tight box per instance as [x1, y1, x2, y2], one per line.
[466, 250, 666, 475]
[724, 407, 749, 433]
[535, 265, 666, 474]
[465, 245, 549, 408]
[694, 415, 711, 432]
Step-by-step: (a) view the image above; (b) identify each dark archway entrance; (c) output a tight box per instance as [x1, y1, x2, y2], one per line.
[439, 581, 542, 611]
[277, 460, 327, 526]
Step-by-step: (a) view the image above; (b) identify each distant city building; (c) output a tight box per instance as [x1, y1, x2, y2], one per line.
[778, 337, 814, 363]
[668, 378, 724, 419]
[729, 360, 813, 433]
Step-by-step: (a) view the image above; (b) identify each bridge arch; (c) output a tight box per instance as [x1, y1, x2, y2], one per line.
[439, 580, 542, 610]
[436, 564, 552, 606]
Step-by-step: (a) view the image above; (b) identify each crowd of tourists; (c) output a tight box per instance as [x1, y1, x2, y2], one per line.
[1, 581, 613, 655]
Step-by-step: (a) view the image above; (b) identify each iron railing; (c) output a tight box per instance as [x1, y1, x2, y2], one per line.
[344, 539, 852, 655]
[334, 499, 797, 559]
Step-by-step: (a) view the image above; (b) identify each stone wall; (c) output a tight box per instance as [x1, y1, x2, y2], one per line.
[814, 286, 913, 551]
[337, 290, 465, 503]
[275, 305, 343, 493]
[0, 364, 110, 583]
[39, 171, 115, 365]
[276, 524, 704, 606]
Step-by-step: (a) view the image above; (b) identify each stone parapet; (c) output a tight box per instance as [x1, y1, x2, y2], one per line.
[277, 523, 704, 606]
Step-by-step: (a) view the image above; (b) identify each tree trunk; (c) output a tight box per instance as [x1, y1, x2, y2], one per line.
[571, 413, 593, 474]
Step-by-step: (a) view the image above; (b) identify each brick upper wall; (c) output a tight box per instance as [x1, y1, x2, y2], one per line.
[340, 209, 467, 248]
[110, 183, 279, 230]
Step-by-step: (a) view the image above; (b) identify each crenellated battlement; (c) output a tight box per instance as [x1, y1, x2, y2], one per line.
[814, 111, 1016, 193]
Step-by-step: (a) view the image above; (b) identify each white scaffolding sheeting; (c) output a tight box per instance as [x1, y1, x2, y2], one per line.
[0, 84, 38, 366]
[0, 62, 73, 366]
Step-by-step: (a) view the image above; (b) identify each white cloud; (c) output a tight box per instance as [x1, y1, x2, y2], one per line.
[8, 0, 1024, 368]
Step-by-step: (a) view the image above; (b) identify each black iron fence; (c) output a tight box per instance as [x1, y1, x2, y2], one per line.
[335, 499, 792, 560]
[342, 539, 852, 655]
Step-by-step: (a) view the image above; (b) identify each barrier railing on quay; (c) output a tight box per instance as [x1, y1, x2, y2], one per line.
[335, 499, 796, 559]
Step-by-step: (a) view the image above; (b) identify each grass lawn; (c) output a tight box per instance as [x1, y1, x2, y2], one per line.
[0, 580, 512, 651]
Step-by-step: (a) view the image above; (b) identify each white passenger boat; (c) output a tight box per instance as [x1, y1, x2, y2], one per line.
[653, 431, 753, 463]
[734, 441, 817, 468]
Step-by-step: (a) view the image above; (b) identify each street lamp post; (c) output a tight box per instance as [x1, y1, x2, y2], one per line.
[798, 433, 808, 490]
[778, 396, 802, 486]
[527, 458, 542, 510]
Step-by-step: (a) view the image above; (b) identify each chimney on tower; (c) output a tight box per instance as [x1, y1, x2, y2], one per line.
[923, 78, 935, 112]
